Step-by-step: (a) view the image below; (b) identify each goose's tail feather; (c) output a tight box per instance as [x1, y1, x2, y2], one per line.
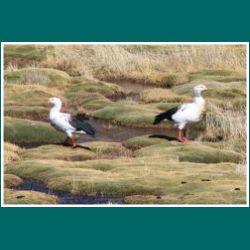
[153, 112, 168, 124]
[75, 121, 96, 137]
[153, 106, 179, 125]
[71, 114, 95, 137]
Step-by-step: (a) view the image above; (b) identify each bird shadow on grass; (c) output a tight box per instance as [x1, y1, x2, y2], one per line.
[148, 134, 178, 141]
[57, 142, 92, 151]
[75, 144, 92, 151]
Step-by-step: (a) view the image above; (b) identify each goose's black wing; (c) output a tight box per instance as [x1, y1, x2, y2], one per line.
[153, 106, 179, 124]
[70, 114, 96, 137]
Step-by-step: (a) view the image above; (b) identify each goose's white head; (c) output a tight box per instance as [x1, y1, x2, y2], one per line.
[193, 84, 208, 97]
[48, 97, 62, 108]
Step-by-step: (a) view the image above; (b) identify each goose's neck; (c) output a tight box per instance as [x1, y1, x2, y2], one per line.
[192, 95, 205, 106]
[50, 103, 62, 114]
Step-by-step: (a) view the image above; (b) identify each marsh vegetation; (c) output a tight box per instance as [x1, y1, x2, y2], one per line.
[3, 44, 247, 205]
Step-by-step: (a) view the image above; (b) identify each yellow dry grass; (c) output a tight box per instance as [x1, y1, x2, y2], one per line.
[4, 142, 22, 165]
[202, 102, 246, 174]
[42, 45, 246, 84]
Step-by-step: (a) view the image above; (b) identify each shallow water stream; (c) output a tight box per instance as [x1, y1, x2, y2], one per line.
[78, 118, 189, 143]
[15, 179, 124, 205]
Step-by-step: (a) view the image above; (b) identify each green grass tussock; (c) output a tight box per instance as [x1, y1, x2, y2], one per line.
[69, 81, 124, 97]
[4, 174, 23, 188]
[141, 88, 191, 103]
[5, 67, 71, 87]
[4, 45, 49, 67]
[4, 117, 65, 145]
[21, 145, 96, 161]
[136, 142, 242, 164]
[4, 84, 63, 120]
[123, 135, 166, 150]
[4, 188, 58, 205]
[79, 141, 131, 158]
[93, 102, 157, 126]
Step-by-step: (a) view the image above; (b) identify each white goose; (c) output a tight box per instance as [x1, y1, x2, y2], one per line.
[48, 97, 95, 148]
[153, 84, 207, 142]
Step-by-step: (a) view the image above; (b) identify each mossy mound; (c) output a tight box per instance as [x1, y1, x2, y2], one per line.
[4, 84, 61, 107]
[65, 80, 123, 112]
[21, 145, 96, 161]
[4, 117, 65, 145]
[123, 135, 166, 150]
[4, 188, 58, 205]
[154, 102, 181, 111]
[141, 88, 190, 103]
[79, 141, 130, 158]
[67, 91, 112, 111]
[188, 70, 246, 83]
[4, 68, 71, 88]
[172, 80, 245, 98]
[6, 159, 245, 203]
[152, 73, 188, 87]
[204, 88, 246, 99]
[4, 84, 62, 120]
[4, 105, 49, 121]
[136, 142, 242, 164]
[4, 45, 49, 67]
[93, 102, 158, 126]
[69, 81, 124, 98]
[4, 174, 23, 188]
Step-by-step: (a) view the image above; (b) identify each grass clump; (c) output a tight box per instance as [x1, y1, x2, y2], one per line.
[4, 84, 61, 107]
[4, 188, 58, 205]
[4, 105, 49, 121]
[172, 80, 245, 97]
[67, 91, 112, 111]
[123, 135, 166, 150]
[4, 142, 22, 165]
[93, 102, 158, 126]
[141, 88, 190, 103]
[188, 69, 246, 82]
[4, 45, 49, 67]
[4, 67, 71, 88]
[21, 145, 96, 161]
[204, 88, 246, 99]
[68, 81, 123, 98]
[4, 174, 23, 188]
[136, 142, 242, 164]
[4, 117, 65, 145]
[79, 141, 131, 158]
[4, 84, 63, 120]
[151, 73, 188, 87]
[203, 103, 246, 155]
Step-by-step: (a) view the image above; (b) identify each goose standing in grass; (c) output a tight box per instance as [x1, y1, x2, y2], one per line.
[48, 97, 96, 148]
[153, 84, 207, 142]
